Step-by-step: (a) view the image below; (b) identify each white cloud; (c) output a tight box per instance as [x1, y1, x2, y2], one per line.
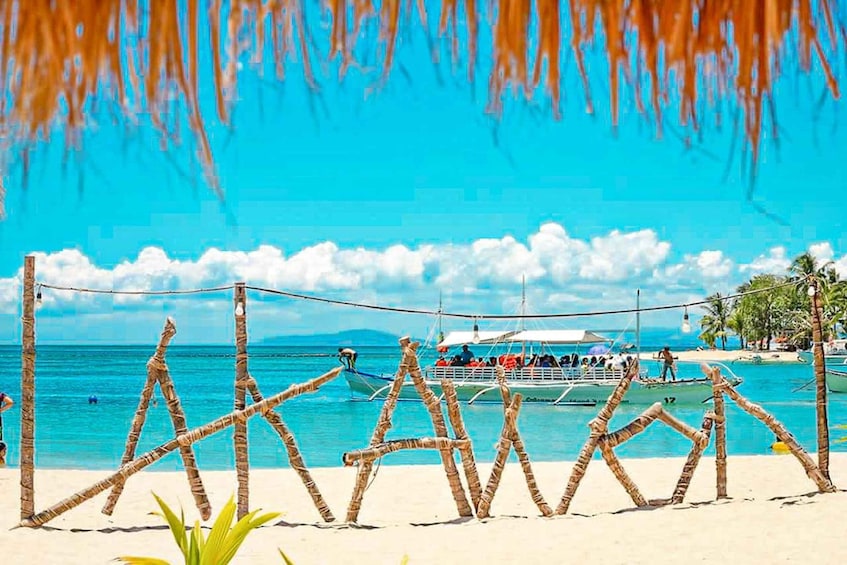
[739, 246, 791, 275]
[1, 224, 845, 343]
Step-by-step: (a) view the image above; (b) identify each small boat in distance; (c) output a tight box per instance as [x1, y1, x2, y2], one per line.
[824, 368, 847, 393]
[344, 329, 744, 406]
[798, 339, 847, 365]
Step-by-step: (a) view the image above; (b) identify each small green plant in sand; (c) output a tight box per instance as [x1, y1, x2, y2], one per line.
[117, 493, 284, 565]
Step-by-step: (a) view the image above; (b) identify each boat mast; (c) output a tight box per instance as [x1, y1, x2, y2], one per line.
[636, 288, 641, 361]
[521, 275, 526, 360]
[437, 291, 444, 344]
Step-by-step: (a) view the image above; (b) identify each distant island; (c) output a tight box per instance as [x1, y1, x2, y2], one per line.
[259, 328, 419, 347]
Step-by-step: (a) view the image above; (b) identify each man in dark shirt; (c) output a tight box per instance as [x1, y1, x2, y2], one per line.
[459, 344, 475, 366]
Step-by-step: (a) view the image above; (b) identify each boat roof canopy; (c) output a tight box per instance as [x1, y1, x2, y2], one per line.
[437, 330, 515, 348]
[505, 330, 610, 344]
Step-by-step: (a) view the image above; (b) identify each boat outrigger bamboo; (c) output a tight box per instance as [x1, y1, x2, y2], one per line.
[344, 329, 744, 406]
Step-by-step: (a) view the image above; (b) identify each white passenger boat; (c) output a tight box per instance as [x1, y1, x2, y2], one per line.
[344, 329, 743, 406]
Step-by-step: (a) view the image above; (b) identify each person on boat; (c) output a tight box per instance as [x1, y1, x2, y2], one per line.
[659, 346, 676, 381]
[338, 347, 358, 369]
[435, 355, 449, 367]
[459, 344, 474, 366]
[0, 391, 13, 465]
[449, 355, 464, 366]
[571, 354, 580, 368]
[488, 357, 497, 367]
[581, 358, 590, 373]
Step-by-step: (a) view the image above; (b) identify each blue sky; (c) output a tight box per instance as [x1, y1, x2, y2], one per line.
[0, 10, 845, 344]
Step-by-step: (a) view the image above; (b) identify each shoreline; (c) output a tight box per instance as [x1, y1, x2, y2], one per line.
[2, 454, 846, 563]
[638, 349, 806, 364]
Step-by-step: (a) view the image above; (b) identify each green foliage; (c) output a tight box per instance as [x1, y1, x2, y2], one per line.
[701, 251, 847, 350]
[117, 493, 281, 565]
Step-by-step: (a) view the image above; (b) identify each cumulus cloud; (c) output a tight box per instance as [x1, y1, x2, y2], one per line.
[739, 246, 791, 275]
[0, 224, 844, 342]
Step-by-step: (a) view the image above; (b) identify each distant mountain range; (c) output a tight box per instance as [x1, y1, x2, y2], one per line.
[259, 328, 418, 346]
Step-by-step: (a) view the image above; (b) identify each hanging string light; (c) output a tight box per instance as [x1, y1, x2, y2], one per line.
[681, 306, 692, 334]
[472, 318, 481, 344]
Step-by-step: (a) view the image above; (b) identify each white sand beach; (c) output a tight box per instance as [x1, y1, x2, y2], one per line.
[639, 349, 806, 364]
[2, 453, 847, 564]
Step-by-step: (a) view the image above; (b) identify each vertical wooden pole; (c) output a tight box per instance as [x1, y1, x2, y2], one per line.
[20, 255, 35, 520]
[809, 278, 830, 481]
[233, 282, 250, 519]
[709, 367, 728, 498]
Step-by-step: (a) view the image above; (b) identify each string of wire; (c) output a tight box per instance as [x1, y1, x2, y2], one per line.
[36, 282, 234, 295]
[245, 275, 810, 320]
[32, 275, 810, 318]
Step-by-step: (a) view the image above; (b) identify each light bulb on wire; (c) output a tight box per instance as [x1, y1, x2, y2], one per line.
[36, 285, 43, 307]
[681, 306, 692, 334]
[235, 301, 245, 316]
[472, 319, 480, 344]
[807, 284, 817, 297]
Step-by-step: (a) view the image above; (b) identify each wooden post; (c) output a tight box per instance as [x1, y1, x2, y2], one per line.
[708, 366, 728, 498]
[717, 377, 835, 493]
[404, 345, 473, 517]
[20, 366, 343, 528]
[809, 278, 830, 481]
[346, 338, 414, 522]
[441, 378, 482, 510]
[245, 378, 335, 522]
[670, 413, 714, 504]
[20, 255, 36, 520]
[233, 282, 250, 519]
[555, 360, 638, 514]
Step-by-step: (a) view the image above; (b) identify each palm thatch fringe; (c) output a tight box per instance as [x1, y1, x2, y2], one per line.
[0, 1, 841, 207]
[670, 413, 715, 504]
[342, 437, 471, 465]
[233, 282, 250, 519]
[19, 255, 35, 520]
[477, 394, 521, 519]
[707, 366, 729, 498]
[346, 338, 416, 522]
[441, 377, 482, 510]
[597, 439, 648, 507]
[245, 377, 335, 522]
[405, 344, 473, 517]
[716, 376, 835, 493]
[555, 360, 638, 514]
[103, 318, 211, 520]
[19, 366, 343, 528]
[809, 278, 831, 482]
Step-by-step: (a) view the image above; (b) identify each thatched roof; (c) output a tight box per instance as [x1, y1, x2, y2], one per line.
[0, 1, 842, 212]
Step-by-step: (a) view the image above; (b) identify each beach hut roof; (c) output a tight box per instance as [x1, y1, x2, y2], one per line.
[0, 1, 842, 214]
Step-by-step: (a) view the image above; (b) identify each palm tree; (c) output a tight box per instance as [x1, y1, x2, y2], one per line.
[727, 309, 747, 350]
[700, 293, 730, 350]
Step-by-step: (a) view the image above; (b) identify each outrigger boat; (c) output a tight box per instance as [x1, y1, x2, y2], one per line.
[799, 339, 847, 365]
[824, 368, 847, 393]
[344, 328, 744, 406]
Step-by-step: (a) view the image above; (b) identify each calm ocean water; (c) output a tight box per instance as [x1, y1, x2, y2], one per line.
[1, 343, 846, 471]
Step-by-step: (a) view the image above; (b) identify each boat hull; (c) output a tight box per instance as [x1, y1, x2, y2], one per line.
[825, 370, 847, 393]
[797, 351, 847, 365]
[344, 369, 738, 405]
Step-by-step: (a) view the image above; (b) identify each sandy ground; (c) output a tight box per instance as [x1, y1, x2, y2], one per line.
[2, 453, 846, 564]
[639, 349, 806, 364]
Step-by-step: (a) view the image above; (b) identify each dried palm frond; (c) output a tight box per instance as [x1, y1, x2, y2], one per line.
[0, 0, 842, 209]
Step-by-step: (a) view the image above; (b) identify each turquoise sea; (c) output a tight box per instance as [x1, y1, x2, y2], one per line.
[1, 343, 846, 471]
